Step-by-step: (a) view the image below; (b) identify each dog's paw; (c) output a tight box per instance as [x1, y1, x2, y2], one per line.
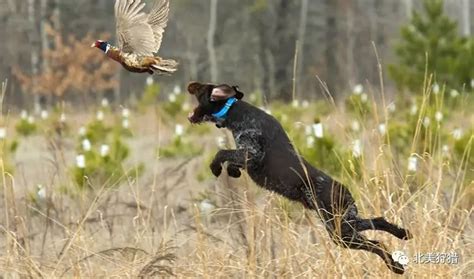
[227, 165, 241, 178]
[210, 161, 222, 177]
[387, 259, 405, 275]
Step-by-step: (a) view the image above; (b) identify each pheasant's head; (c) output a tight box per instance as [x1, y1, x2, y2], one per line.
[91, 40, 110, 53]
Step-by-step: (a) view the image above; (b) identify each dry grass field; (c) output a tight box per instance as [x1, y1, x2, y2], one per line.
[0, 81, 473, 278]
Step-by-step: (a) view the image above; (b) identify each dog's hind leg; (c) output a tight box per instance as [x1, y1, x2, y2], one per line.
[355, 217, 412, 240]
[336, 232, 405, 274]
[323, 205, 406, 274]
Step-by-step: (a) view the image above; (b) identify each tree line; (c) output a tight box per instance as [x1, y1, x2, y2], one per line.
[0, 0, 472, 107]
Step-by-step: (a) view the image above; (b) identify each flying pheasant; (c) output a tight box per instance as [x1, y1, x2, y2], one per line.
[92, 0, 177, 75]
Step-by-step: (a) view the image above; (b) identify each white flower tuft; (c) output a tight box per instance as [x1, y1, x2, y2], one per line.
[173, 85, 181, 95]
[292, 99, 300, 108]
[351, 120, 360, 132]
[471, 79, 474, 89]
[352, 139, 362, 158]
[442, 144, 449, 158]
[27, 116, 35, 124]
[408, 156, 417, 172]
[378, 123, 386, 136]
[122, 118, 129, 129]
[435, 111, 443, 122]
[101, 98, 109, 107]
[79, 126, 86, 136]
[76, 154, 86, 169]
[449, 89, 459, 98]
[146, 76, 154, 86]
[175, 124, 184, 136]
[37, 184, 46, 200]
[96, 110, 104, 121]
[40, 110, 49, 120]
[60, 113, 67, 123]
[423, 117, 430, 127]
[452, 128, 463, 140]
[168, 94, 176, 103]
[100, 144, 110, 157]
[122, 108, 130, 118]
[82, 139, 91, 151]
[199, 199, 215, 215]
[0, 127, 6, 139]
[410, 104, 418, 115]
[312, 123, 324, 138]
[302, 100, 309, 108]
[432, 83, 440, 94]
[353, 84, 363, 95]
[20, 110, 28, 120]
[387, 102, 396, 113]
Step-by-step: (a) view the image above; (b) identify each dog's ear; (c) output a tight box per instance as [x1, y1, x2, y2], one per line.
[211, 85, 235, 101]
[210, 87, 230, 101]
[232, 86, 244, 100]
[211, 84, 244, 101]
[187, 82, 203, 95]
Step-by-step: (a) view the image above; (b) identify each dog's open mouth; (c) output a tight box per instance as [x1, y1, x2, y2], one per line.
[187, 109, 201, 124]
[188, 107, 212, 124]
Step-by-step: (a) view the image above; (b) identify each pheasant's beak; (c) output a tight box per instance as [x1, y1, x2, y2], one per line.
[91, 43, 96, 48]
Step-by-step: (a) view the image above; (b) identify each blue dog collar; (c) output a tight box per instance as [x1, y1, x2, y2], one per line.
[212, 97, 238, 120]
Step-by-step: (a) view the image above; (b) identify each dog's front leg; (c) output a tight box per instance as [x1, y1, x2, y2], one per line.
[210, 132, 265, 178]
[210, 149, 246, 177]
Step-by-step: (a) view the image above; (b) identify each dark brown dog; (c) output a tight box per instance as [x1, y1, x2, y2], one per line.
[187, 81, 411, 274]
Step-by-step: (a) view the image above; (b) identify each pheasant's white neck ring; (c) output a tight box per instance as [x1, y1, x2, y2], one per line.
[105, 44, 111, 54]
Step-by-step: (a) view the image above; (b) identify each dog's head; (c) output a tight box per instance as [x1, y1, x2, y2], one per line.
[187, 81, 244, 124]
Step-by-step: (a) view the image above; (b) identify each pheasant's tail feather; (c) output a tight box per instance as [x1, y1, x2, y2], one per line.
[151, 58, 178, 74]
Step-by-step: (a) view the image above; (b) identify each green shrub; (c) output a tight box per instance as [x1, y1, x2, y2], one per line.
[345, 85, 371, 118]
[453, 129, 473, 170]
[159, 132, 202, 159]
[72, 111, 142, 189]
[15, 116, 37, 137]
[162, 92, 187, 118]
[0, 131, 19, 174]
[44, 110, 69, 137]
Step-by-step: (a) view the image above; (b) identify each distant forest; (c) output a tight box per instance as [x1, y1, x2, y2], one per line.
[0, 0, 472, 106]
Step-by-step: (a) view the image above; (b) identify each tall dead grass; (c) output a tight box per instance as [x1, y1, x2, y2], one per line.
[0, 75, 472, 278]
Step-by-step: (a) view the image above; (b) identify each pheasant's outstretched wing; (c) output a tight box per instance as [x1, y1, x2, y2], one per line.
[147, 0, 170, 53]
[115, 0, 170, 56]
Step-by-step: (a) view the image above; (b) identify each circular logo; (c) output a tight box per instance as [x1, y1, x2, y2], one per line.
[392, 250, 409, 265]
